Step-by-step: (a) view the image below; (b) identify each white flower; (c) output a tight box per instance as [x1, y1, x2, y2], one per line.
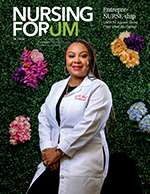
[119, 31, 131, 40]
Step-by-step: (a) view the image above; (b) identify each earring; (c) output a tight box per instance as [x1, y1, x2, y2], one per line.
[88, 71, 94, 78]
[64, 66, 69, 75]
[88, 66, 95, 78]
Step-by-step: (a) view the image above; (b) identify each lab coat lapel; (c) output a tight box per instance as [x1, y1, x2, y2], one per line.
[51, 77, 70, 127]
[52, 76, 91, 127]
[65, 76, 91, 97]
[57, 77, 70, 96]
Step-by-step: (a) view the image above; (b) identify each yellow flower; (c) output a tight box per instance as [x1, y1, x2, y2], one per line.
[119, 31, 131, 40]
[111, 38, 127, 56]
[120, 50, 139, 68]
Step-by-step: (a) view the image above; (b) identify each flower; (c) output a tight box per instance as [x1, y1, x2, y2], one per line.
[110, 31, 145, 68]
[138, 115, 150, 134]
[12, 66, 26, 84]
[111, 38, 127, 56]
[12, 47, 49, 89]
[120, 49, 139, 68]
[36, 60, 49, 80]
[30, 49, 44, 62]
[127, 102, 148, 122]
[23, 72, 38, 89]
[20, 47, 32, 64]
[9, 116, 31, 145]
[119, 31, 131, 40]
[127, 101, 150, 141]
[124, 33, 145, 52]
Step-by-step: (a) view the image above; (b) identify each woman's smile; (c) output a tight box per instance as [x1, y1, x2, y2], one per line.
[72, 65, 83, 70]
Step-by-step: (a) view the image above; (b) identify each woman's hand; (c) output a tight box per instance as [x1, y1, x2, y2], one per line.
[42, 147, 61, 169]
[49, 161, 60, 171]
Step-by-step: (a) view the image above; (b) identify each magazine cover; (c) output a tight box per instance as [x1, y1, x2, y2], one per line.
[0, 0, 149, 193]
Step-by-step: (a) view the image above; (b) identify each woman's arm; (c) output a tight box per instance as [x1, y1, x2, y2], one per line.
[38, 84, 56, 152]
[38, 103, 52, 152]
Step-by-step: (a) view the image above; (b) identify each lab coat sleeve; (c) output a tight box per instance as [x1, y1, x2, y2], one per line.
[38, 85, 55, 152]
[58, 83, 112, 157]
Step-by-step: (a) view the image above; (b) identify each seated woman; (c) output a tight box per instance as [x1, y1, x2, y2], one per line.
[27, 39, 112, 194]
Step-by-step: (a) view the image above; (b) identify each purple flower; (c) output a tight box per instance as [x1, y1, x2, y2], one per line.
[124, 33, 145, 52]
[12, 66, 26, 84]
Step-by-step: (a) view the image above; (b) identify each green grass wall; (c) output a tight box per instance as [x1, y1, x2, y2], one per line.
[0, 0, 149, 193]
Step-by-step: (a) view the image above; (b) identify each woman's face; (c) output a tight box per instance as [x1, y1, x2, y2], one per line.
[66, 43, 90, 78]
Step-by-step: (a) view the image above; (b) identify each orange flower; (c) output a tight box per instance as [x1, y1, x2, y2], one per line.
[23, 63, 31, 71]
[120, 50, 139, 68]
[111, 38, 127, 56]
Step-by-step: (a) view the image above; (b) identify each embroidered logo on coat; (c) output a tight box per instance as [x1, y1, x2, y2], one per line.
[74, 95, 88, 101]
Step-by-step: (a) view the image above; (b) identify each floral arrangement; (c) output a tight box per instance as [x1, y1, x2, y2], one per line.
[12, 47, 49, 89]
[111, 31, 145, 68]
[127, 101, 150, 141]
[9, 116, 31, 145]
[127, 102, 148, 122]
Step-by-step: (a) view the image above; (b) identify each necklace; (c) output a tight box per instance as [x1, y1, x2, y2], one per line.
[64, 80, 78, 96]
[64, 80, 70, 96]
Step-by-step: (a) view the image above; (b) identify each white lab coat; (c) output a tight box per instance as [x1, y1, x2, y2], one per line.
[28, 76, 112, 194]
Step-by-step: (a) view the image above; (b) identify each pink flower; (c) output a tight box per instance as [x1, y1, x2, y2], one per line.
[30, 49, 44, 62]
[20, 47, 32, 64]
[23, 72, 38, 89]
[36, 61, 49, 80]
[9, 116, 31, 145]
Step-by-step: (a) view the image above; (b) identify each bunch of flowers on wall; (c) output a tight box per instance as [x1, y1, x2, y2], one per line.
[111, 31, 145, 68]
[127, 101, 150, 141]
[9, 116, 32, 145]
[12, 47, 49, 89]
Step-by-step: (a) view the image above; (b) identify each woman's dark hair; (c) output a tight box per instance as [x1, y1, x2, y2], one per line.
[64, 39, 101, 80]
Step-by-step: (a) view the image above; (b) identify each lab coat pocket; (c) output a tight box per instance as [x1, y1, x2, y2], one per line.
[69, 138, 103, 177]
